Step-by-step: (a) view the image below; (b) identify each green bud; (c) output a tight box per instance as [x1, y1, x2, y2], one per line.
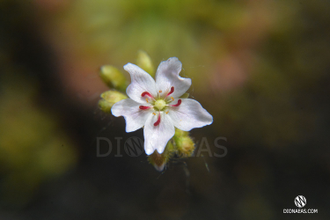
[173, 129, 195, 157]
[175, 136, 195, 157]
[100, 90, 127, 102]
[136, 50, 155, 77]
[99, 65, 128, 91]
[98, 99, 112, 114]
[99, 90, 127, 113]
[174, 128, 189, 138]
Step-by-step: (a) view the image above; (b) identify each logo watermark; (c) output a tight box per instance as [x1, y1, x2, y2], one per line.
[96, 136, 228, 157]
[283, 195, 318, 214]
[124, 136, 144, 157]
[294, 195, 307, 208]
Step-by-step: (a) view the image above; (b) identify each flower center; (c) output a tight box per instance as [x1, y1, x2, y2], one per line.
[154, 99, 166, 111]
[138, 88, 183, 127]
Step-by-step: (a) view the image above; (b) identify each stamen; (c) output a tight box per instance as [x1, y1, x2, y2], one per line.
[170, 99, 182, 107]
[171, 97, 174, 101]
[146, 98, 149, 103]
[154, 113, 161, 126]
[153, 112, 156, 116]
[159, 90, 162, 93]
[166, 111, 169, 114]
[166, 87, 174, 97]
[139, 105, 151, 110]
[141, 91, 153, 98]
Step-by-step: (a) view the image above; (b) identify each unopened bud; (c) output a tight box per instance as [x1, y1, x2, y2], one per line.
[175, 136, 195, 157]
[99, 65, 128, 91]
[174, 129, 189, 138]
[98, 90, 127, 113]
[98, 99, 112, 114]
[173, 129, 195, 157]
[136, 50, 155, 77]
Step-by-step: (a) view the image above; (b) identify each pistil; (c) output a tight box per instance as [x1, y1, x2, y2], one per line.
[154, 113, 161, 126]
[139, 105, 151, 110]
[141, 91, 153, 99]
[166, 87, 175, 97]
[170, 99, 182, 107]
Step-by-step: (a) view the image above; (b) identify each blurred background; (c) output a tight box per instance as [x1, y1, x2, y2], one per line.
[0, 0, 330, 219]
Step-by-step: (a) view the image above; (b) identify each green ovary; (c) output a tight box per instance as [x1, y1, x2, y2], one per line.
[154, 99, 167, 111]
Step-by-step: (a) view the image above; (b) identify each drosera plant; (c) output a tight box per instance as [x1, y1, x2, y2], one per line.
[99, 51, 213, 171]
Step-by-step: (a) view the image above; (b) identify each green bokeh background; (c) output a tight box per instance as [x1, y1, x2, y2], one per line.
[0, 0, 329, 219]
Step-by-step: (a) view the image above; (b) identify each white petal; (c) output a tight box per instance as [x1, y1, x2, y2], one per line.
[124, 63, 157, 103]
[155, 57, 191, 98]
[111, 99, 151, 132]
[143, 112, 175, 155]
[168, 98, 213, 131]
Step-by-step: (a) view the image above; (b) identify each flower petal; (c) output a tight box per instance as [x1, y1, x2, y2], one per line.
[111, 99, 151, 132]
[124, 63, 157, 103]
[155, 57, 191, 98]
[143, 112, 175, 155]
[168, 98, 213, 131]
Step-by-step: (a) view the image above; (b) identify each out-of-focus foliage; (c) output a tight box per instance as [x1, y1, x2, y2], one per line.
[40, 0, 275, 89]
[215, 0, 330, 149]
[0, 0, 78, 207]
[61, 1, 264, 59]
[0, 74, 77, 206]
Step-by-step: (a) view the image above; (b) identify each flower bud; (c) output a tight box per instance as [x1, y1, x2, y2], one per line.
[98, 99, 112, 114]
[174, 128, 189, 138]
[136, 50, 155, 77]
[99, 65, 128, 91]
[175, 136, 195, 157]
[98, 90, 127, 113]
[173, 129, 195, 157]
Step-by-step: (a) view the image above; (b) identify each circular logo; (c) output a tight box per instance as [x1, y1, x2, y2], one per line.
[294, 195, 307, 208]
[124, 136, 144, 157]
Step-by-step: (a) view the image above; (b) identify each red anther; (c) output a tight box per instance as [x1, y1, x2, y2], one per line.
[141, 91, 153, 98]
[139, 105, 151, 110]
[170, 99, 182, 107]
[166, 87, 175, 97]
[154, 113, 161, 126]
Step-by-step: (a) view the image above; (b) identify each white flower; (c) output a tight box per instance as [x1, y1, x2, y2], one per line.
[111, 57, 213, 155]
